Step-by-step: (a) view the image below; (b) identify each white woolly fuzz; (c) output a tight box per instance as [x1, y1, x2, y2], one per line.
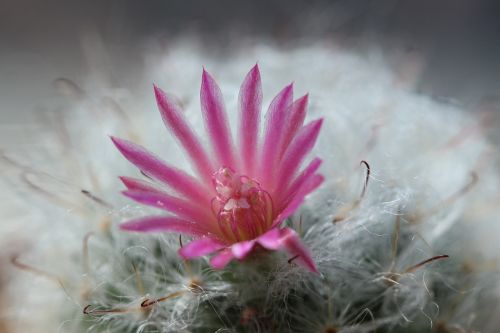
[1, 39, 499, 333]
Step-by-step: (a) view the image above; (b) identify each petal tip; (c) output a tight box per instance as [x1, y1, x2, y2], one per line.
[249, 63, 260, 76]
[110, 136, 135, 155]
[118, 176, 135, 189]
[153, 84, 162, 96]
[298, 93, 309, 105]
[201, 67, 211, 81]
[110, 135, 124, 148]
[276, 82, 294, 101]
[201, 68, 217, 91]
[311, 157, 323, 169]
[153, 85, 169, 106]
[313, 118, 324, 129]
[281, 228, 318, 273]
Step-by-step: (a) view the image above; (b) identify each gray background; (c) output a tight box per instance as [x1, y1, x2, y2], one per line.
[1, 0, 500, 130]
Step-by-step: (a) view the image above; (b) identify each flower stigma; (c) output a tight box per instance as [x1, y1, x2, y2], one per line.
[212, 167, 274, 242]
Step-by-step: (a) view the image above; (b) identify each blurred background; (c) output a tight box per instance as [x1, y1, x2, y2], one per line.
[2, 0, 500, 127]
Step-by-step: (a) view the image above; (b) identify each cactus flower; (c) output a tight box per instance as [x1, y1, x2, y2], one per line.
[112, 65, 323, 272]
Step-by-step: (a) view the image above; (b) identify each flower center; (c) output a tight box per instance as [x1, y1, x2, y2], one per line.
[212, 167, 274, 242]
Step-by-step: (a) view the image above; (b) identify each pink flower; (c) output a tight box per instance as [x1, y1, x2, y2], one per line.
[111, 65, 323, 272]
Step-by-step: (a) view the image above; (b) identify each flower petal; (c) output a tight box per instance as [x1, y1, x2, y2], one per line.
[231, 240, 256, 260]
[255, 228, 317, 273]
[178, 237, 225, 259]
[119, 176, 162, 193]
[111, 136, 210, 203]
[274, 173, 324, 227]
[278, 157, 322, 208]
[239, 64, 262, 176]
[275, 119, 323, 191]
[278, 94, 308, 158]
[255, 228, 282, 250]
[201, 69, 236, 168]
[120, 216, 207, 236]
[122, 190, 213, 223]
[154, 85, 214, 183]
[210, 249, 235, 270]
[279, 228, 318, 273]
[260, 83, 293, 187]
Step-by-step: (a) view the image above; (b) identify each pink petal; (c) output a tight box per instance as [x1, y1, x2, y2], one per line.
[210, 249, 234, 269]
[255, 228, 317, 273]
[178, 237, 225, 259]
[111, 136, 210, 203]
[120, 176, 162, 193]
[238, 64, 262, 176]
[231, 240, 256, 259]
[278, 94, 308, 158]
[274, 173, 324, 227]
[260, 84, 293, 187]
[255, 228, 282, 250]
[207, 227, 317, 272]
[278, 157, 322, 207]
[201, 69, 236, 168]
[122, 190, 213, 223]
[120, 216, 207, 236]
[154, 85, 215, 183]
[275, 119, 323, 191]
[280, 228, 318, 273]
